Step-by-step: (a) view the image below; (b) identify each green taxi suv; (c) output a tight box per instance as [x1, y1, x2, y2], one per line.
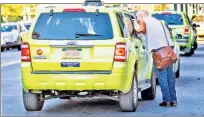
[152, 11, 196, 56]
[21, 7, 156, 112]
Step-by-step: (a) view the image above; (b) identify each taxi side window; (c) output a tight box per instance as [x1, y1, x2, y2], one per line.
[124, 13, 138, 38]
[116, 12, 127, 38]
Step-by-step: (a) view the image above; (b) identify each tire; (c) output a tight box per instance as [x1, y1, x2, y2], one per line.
[1, 47, 4, 52]
[17, 39, 22, 51]
[191, 46, 195, 55]
[6, 47, 10, 50]
[175, 59, 180, 78]
[17, 45, 21, 51]
[23, 89, 44, 111]
[194, 42, 198, 50]
[193, 30, 198, 50]
[119, 72, 138, 112]
[141, 68, 156, 100]
[185, 47, 193, 56]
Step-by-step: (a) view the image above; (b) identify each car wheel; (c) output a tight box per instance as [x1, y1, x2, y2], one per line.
[194, 42, 198, 50]
[1, 47, 4, 52]
[191, 46, 194, 55]
[141, 68, 156, 100]
[119, 72, 138, 112]
[6, 47, 10, 50]
[17, 39, 22, 51]
[23, 89, 44, 111]
[17, 45, 21, 51]
[185, 47, 193, 56]
[175, 59, 180, 78]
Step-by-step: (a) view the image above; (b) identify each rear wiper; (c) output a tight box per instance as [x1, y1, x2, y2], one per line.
[75, 33, 102, 38]
[168, 22, 176, 25]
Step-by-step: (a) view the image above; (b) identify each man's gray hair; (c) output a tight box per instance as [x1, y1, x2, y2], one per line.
[136, 10, 149, 17]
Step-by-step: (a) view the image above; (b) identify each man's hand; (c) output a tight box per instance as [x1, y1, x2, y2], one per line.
[134, 20, 140, 31]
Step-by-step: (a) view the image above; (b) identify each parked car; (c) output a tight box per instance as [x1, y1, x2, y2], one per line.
[161, 20, 181, 78]
[1, 35, 7, 52]
[82, 0, 104, 6]
[21, 7, 156, 112]
[192, 14, 204, 39]
[1, 22, 26, 51]
[152, 11, 196, 56]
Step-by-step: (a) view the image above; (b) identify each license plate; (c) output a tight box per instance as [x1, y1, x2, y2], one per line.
[62, 48, 82, 59]
[61, 62, 80, 67]
[176, 34, 182, 39]
[86, 2, 101, 6]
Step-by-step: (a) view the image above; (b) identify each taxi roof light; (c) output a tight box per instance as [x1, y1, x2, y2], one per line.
[63, 8, 86, 12]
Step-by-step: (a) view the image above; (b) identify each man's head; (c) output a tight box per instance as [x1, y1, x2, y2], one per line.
[136, 10, 149, 22]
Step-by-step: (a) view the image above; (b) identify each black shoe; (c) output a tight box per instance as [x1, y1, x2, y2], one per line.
[171, 101, 177, 106]
[159, 102, 171, 107]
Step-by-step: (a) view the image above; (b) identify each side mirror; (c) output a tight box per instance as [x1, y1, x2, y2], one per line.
[192, 23, 197, 28]
[192, 23, 200, 28]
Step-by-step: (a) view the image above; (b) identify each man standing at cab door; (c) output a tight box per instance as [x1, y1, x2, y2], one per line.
[134, 10, 177, 107]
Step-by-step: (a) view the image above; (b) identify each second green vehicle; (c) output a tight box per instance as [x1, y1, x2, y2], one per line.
[152, 11, 196, 56]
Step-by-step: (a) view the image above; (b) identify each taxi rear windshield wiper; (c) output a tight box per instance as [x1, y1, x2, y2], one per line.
[75, 33, 102, 38]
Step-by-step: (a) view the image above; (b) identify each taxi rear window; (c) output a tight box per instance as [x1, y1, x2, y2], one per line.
[152, 14, 184, 25]
[33, 12, 113, 40]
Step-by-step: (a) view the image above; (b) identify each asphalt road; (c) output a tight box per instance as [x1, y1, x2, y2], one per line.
[1, 42, 204, 116]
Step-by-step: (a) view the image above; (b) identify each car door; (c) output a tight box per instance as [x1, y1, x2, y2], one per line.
[124, 13, 149, 84]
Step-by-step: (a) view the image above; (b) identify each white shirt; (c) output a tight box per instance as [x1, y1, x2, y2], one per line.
[144, 16, 173, 52]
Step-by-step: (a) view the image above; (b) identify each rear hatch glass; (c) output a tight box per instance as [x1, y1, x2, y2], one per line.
[33, 12, 113, 40]
[152, 13, 184, 25]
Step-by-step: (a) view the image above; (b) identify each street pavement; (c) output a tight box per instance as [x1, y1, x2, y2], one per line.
[1, 42, 204, 116]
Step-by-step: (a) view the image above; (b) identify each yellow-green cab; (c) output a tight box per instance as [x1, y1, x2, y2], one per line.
[21, 6, 156, 112]
[152, 11, 196, 56]
[192, 14, 204, 39]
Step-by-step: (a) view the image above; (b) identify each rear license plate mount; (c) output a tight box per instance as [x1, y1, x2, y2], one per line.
[62, 48, 82, 59]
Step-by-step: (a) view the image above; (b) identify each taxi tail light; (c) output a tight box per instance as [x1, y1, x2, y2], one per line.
[63, 8, 86, 12]
[21, 42, 31, 62]
[114, 42, 127, 62]
[184, 27, 189, 35]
